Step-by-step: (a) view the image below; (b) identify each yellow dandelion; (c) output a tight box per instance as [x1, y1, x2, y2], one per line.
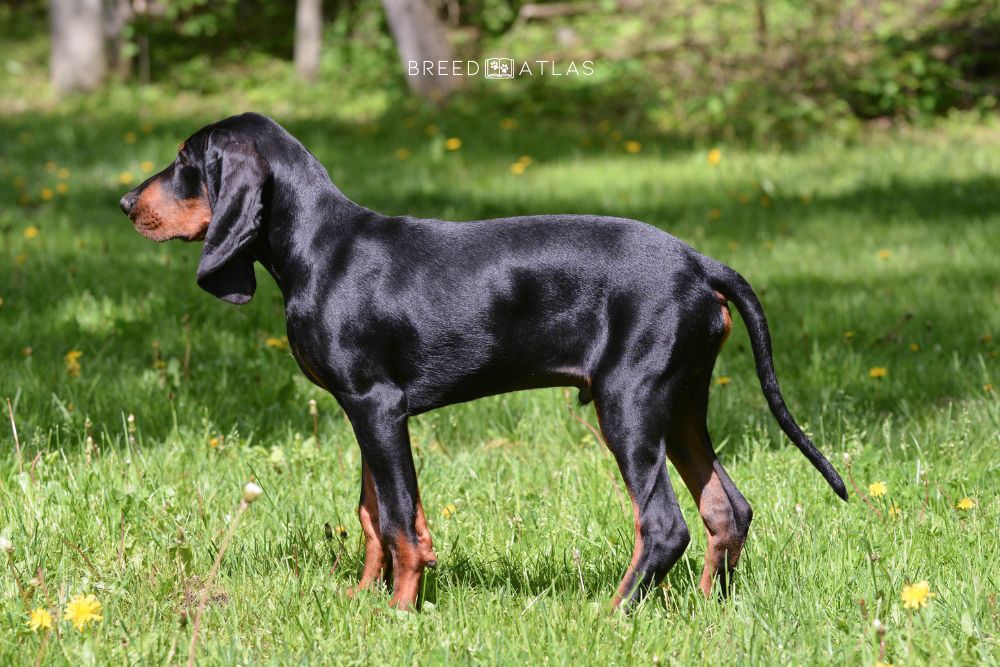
[518, 155, 533, 166]
[868, 481, 887, 498]
[597, 120, 611, 133]
[981, 334, 993, 344]
[909, 342, 920, 352]
[707, 148, 722, 165]
[737, 193, 750, 204]
[209, 436, 220, 449]
[877, 249, 892, 260]
[64, 593, 103, 630]
[335, 524, 347, 538]
[442, 503, 457, 519]
[624, 140, 642, 154]
[869, 366, 888, 379]
[510, 162, 527, 175]
[499, 118, 518, 130]
[888, 504, 903, 518]
[141, 122, 153, 133]
[425, 124, 439, 136]
[22, 346, 33, 357]
[843, 330, 855, 341]
[716, 375, 732, 386]
[57, 167, 70, 179]
[395, 148, 411, 161]
[140, 161, 154, 173]
[123, 131, 137, 144]
[984, 383, 993, 393]
[708, 208, 722, 220]
[65, 350, 83, 377]
[956, 497, 975, 510]
[118, 172, 134, 185]
[759, 195, 771, 207]
[445, 137, 462, 151]
[40, 187, 54, 201]
[24, 226, 39, 239]
[265, 336, 289, 350]
[875, 662, 894, 667]
[27, 607, 53, 632]
[900, 580, 934, 610]
[45, 161, 57, 173]
[56, 182, 69, 194]
[15, 253, 28, 264]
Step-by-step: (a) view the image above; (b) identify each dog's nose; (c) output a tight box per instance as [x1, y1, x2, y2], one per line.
[119, 191, 138, 216]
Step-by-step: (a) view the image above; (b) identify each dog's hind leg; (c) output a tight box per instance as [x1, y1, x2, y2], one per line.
[344, 385, 437, 610]
[667, 417, 752, 597]
[593, 381, 690, 610]
[665, 355, 752, 597]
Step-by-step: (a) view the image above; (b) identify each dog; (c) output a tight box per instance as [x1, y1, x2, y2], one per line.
[119, 112, 846, 611]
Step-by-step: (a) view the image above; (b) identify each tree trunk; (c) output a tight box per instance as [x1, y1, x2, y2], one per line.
[295, 0, 323, 82]
[382, 0, 460, 100]
[50, 0, 106, 93]
[104, 0, 136, 79]
[754, 0, 768, 53]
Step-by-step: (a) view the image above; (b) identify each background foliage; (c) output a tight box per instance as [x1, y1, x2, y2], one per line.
[4, 0, 1000, 141]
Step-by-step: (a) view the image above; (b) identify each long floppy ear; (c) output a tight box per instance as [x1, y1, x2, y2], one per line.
[196, 139, 269, 305]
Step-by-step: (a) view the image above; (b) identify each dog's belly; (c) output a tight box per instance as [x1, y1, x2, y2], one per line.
[399, 308, 603, 413]
[405, 355, 591, 414]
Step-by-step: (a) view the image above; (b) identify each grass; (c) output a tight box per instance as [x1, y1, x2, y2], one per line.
[1, 81, 999, 665]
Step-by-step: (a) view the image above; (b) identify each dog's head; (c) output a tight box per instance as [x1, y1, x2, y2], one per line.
[119, 113, 275, 305]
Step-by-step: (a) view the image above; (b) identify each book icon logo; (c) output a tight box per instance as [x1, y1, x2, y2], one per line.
[485, 58, 514, 79]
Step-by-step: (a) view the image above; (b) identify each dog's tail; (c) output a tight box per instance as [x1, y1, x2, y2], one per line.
[704, 259, 848, 501]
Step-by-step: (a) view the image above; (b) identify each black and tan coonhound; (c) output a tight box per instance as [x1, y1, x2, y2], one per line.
[119, 112, 846, 611]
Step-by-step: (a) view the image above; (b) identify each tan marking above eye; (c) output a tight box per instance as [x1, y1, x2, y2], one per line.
[178, 141, 186, 152]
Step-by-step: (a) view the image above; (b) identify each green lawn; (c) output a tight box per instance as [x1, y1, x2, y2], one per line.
[1, 90, 999, 665]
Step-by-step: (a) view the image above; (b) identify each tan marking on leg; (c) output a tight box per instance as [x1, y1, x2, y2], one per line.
[696, 472, 741, 597]
[348, 464, 391, 597]
[388, 500, 437, 610]
[668, 431, 745, 598]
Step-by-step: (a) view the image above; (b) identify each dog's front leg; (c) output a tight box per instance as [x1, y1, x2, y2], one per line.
[347, 460, 393, 596]
[344, 386, 437, 610]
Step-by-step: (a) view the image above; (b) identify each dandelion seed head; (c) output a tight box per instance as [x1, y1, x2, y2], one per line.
[243, 482, 263, 504]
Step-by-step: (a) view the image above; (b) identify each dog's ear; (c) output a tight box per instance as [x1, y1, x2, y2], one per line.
[196, 137, 269, 305]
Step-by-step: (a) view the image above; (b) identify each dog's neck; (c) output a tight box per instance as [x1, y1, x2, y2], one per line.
[249, 177, 380, 296]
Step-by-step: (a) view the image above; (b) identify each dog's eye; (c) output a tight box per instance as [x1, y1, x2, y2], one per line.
[179, 165, 201, 186]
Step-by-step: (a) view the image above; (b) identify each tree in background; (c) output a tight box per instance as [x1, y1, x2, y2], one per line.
[382, 0, 460, 100]
[295, 0, 322, 82]
[50, 0, 106, 93]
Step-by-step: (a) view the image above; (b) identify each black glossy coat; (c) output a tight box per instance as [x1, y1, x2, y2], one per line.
[121, 113, 845, 609]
